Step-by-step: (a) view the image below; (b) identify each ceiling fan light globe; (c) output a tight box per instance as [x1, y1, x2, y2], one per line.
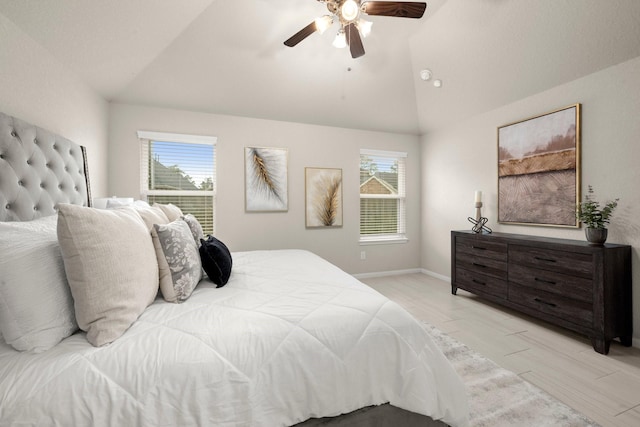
[357, 19, 372, 38]
[315, 15, 333, 34]
[341, 0, 360, 21]
[333, 30, 347, 48]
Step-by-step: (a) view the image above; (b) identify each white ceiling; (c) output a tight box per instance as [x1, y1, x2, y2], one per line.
[1, 0, 640, 135]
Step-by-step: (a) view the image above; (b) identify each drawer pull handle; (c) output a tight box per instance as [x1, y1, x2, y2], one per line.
[534, 298, 557, 308]
[534, 277, 556, 285]
[472, 279, 486, 286]
[472, 246, 487, 251]
[534, 256, 557, 263]
[472, 262, 487, 268]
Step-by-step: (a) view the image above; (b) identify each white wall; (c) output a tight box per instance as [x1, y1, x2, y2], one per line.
[108, 103, 421, 274]
[421, 56, 640, 345]
[0, 12, 108, 196]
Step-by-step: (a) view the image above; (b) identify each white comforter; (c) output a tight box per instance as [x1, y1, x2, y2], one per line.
[0, 250, 468, 426]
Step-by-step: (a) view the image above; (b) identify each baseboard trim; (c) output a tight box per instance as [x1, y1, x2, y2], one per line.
[353, 268, 451, 281]
[352, 268, 422, 280]
[420, 268, 451, 283]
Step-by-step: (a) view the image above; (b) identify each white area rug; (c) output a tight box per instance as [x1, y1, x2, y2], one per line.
[423, 323, 601, 427]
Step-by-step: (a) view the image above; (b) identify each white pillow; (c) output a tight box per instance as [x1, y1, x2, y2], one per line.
[0, 215, 78, 352]
[153, 203, 183, 222]
[57, 204, 159, 347]
[105, 198, 134, 209]
[129, 204, 172, 290]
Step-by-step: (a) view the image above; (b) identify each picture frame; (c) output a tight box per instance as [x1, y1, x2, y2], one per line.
[498, 104, 581, 227]
[305, 167, 343, 228]
[245, 147, 288, 212]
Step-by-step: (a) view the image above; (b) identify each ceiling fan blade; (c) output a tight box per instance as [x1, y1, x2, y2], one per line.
[345, 23, 365, 59]
[361, 1, 427, 18]
[284, 21, 318, 47]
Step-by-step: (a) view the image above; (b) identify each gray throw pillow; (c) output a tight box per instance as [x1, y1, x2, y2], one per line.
[154, 220, 203, 303]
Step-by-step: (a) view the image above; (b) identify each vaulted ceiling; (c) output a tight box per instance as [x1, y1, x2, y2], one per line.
[2, 0, 640, 135]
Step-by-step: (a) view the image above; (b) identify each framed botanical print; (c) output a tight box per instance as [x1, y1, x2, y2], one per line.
[305, 167, 343, 228]
[245, 147, 288, 212]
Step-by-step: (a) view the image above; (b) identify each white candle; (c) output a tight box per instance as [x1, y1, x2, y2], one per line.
[475, 191, 482, 203]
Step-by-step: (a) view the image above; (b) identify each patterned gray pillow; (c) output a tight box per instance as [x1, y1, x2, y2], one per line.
[181, 214, 205, 247]
[154, 220, 202, 303]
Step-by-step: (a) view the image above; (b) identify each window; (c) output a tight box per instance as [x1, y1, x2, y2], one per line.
[359, 149, 407, 243]
[138, 131, 216, 235]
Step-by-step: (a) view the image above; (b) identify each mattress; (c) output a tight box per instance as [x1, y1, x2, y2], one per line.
[0, 249, 468, 426]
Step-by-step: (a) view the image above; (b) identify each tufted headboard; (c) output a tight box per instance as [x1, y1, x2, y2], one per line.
[0, 112, 91, 221]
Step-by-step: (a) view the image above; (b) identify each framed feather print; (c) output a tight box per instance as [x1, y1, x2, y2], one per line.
[245, 147, 288, 212]
[305, 167, 343, 228]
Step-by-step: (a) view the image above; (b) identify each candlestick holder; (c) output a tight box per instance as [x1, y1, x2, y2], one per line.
[468, 201, 492, 234]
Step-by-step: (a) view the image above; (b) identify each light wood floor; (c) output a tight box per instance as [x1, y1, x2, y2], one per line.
[360, 273, 640, 427]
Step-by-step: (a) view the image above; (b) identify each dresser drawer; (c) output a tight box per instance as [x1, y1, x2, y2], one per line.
[457, 256, 507, 281]
[509, 264, 592, 304]
[456, 236, 507, 262]
[456, 268, 507, 299]
[508, 283, 593, 325]
[509, 245, 592, 278]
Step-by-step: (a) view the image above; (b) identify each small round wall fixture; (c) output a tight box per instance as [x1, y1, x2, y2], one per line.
[433, 79, 442, 88]
[419, 69, 432, 81]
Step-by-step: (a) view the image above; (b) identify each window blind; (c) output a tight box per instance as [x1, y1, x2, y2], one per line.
[139, 131, 216, 235]
[359, 149, 407, 242]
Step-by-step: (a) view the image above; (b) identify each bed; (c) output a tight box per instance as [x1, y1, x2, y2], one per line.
[0, 112, 468, 426]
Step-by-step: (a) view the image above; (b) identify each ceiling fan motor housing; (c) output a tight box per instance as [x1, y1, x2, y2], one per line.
[323, 0, 362, 22]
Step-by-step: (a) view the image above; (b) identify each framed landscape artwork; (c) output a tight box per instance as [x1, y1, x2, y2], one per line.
[245, 147, 288, 212]
[305, 168, 343, 228]
[498, 104, 581, 227]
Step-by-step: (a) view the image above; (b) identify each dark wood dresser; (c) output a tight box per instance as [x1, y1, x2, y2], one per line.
[451, 230, 632, 354]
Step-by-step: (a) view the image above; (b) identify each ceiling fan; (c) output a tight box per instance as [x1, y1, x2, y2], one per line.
[284, 1, 427, 59]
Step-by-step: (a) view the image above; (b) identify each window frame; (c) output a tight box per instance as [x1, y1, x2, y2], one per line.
[138, 130, 217, 233]
[359, 148, 408, 245]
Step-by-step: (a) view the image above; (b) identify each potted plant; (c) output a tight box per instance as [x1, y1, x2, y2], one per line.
[576, 185, 619, 245]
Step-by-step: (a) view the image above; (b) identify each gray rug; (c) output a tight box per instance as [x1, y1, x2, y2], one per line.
[423, 323, 601, 427]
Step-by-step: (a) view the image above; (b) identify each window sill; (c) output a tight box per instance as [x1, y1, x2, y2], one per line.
[359, 236, 409, 246]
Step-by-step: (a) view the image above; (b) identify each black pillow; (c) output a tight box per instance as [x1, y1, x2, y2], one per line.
[199, 235, 232, 287]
